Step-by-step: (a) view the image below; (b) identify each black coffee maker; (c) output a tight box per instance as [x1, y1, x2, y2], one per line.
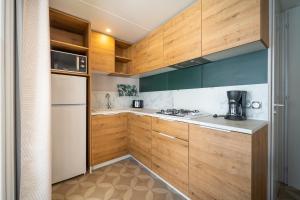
[225, 90, 247, 121]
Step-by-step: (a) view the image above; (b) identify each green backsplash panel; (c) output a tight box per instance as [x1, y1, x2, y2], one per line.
[140, 50, 268, 92]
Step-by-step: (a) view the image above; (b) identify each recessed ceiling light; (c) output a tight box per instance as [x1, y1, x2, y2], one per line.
[106, 28, 111, 33]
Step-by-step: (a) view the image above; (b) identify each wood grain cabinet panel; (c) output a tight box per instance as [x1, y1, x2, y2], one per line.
[132, 39, 149, 74]
[128, 114, 152, 168]
[91, 114, 127, 165]
[90, 31, 115, 73]
[202, 0, 269, 56]
[152, 117, 188, 141]
[189, 124, 268, 200]
[163, 0, 202, 66]
[152, 131, 189, 194]
[145, 28, 164, 72]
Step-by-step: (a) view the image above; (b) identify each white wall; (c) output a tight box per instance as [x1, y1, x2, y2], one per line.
[287, 6, 300, 190]
[92, 73, 139, 109]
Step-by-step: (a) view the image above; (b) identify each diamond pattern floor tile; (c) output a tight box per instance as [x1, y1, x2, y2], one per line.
[52, 158, 186, 200]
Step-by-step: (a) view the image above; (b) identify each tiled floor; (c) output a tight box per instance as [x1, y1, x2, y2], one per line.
[52, 158, 186, 200]
[278, 183, 300, 200]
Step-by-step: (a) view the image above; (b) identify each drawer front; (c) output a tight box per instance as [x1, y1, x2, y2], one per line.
[91, 114, 128, 165]
[189, 124, 251, 200]
[152, 117, 188, 141]
[152, 131, 188, 194]
[128, 113, 152, 130]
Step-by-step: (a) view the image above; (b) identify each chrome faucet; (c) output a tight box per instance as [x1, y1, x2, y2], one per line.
[105, 93, 112, 109]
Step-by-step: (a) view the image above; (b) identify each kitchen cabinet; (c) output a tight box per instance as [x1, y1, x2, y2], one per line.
[152, 117, 189, 141]
[145, 28, 164, 72]
[189, 124, 268, 200]
[202, 0, 269, 59]
[90, 31, 115, 73]
[132, 39, 148, 74]
[128, 113, 152, 168]
[152, 130, 189, 194]
[91, 114, 128, 165]
[163, 0, 202, 66]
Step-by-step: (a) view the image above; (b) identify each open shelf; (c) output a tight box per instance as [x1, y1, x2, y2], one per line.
[51, 69, 89, 77]
[115, 55, 131, 63]
[116, 40, 131, 49]
[51, 40, 88, 53]
[108, 72, 133, 77]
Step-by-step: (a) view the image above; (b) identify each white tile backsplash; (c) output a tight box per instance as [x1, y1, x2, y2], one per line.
[139, 84, 269, 120]
[91, 73, 269, 120]
[92, 91, 139, 110]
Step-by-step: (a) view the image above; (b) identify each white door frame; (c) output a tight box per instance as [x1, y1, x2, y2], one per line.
[1, 0, 16, 199]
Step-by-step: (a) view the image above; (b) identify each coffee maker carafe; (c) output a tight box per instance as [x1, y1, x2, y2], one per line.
[225, 90, 247, 121]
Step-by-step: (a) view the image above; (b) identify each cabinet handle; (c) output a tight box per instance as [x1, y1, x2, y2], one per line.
[200, 125, 231, 133]
[158, 132, 176, 140]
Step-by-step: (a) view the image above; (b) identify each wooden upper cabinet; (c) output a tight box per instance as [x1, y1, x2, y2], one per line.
[202, 0, 269, 57]
[145, 28, 164, 72]
[163, 0, 202, 66]
[132, 38, 149, 74]
[90, 31, 115, 73]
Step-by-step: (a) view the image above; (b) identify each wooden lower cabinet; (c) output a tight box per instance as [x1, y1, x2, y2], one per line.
[91, 114, 128, 165]
[128, 113, 152, 168]
[152, 117, 189, 141]
[152, 130, 189, 194]
[189, 124, 268, 200]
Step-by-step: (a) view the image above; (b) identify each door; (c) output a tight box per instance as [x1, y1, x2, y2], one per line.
[90, 31, 115, 73]
[189, 125, 251, 200]
[286, 7, 300, 189]
[52, 105, 86, 183]
[163, 0, 202, 66]
[91, 114, 128, 165]
[152, 131, 188, 194]
[128, 113, 152, 168]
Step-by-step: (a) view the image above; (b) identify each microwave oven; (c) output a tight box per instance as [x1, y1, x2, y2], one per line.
[51, 50, 87, 73]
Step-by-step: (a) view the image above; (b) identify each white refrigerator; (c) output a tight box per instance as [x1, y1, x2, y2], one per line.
[51, 74, 86, 184]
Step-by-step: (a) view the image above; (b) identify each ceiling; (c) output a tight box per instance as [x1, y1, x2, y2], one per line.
[280, 0, 300, 11]
[49, 0, 196, 44]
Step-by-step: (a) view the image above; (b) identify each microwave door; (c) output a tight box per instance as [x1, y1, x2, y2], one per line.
[51, 50, 80, 72]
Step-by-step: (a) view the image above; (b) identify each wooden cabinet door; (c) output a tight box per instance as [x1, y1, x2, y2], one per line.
[163, 0, 202, 66]
[152, 131, 188, 194]
[91, 114, 127, 165]
[189, 124, 251, 200]
[145, 28, 164, 72]
[128, 114, 152, 168]
[90, 31, 115, 73]
[202, 0, 262, 56]
[132, 39, 148, 74]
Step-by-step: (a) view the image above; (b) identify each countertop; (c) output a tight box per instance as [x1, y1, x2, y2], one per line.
[91, 108, 268, 134]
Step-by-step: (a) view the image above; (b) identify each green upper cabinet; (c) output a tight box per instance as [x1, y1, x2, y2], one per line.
[202, 0, 269, 60]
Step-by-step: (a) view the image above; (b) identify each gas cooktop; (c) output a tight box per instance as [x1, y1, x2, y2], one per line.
[156, 109, 207, 119]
